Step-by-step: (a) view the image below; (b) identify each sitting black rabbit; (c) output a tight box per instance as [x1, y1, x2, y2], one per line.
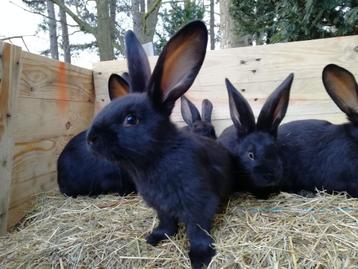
[180, 96, 217, 139]
[278, 64, 358, 197]
[217, 74, 294, 199]
[57, 73, 136, 197]
[86, 21, 235, 268]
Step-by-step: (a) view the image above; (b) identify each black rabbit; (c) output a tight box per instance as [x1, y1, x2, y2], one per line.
[217, 74, 294, 198]
[86, 21, 235, 268]
[57, 73, 137, 197]
[180, 96, 217, 138]
[278, 64, 358, 196]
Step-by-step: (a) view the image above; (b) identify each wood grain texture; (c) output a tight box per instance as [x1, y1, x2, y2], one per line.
[4, 48, 95, 231]
[7, 171, 57, 229]
[0, 42, 22, 234]
[93, 35, 358, 128]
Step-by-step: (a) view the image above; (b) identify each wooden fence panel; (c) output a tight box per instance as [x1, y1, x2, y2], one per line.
[93, 35, 358, 134]
[5, 49, 95, 230]
[0, 42, 22, 233]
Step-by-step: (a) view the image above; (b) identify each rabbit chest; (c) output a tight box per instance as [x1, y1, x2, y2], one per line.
[133, 153, 220, 221]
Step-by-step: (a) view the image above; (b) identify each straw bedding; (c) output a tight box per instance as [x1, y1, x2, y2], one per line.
[1, 191, 358, 268]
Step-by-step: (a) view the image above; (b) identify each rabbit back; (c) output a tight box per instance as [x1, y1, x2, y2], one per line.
[57, 131, 136, 197]
[278, 119, 358, 196]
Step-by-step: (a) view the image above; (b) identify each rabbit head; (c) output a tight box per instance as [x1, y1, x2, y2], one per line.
[181, 96, 217, 138]
[86, 21, 208, 167]
[226, 74, 293, 192]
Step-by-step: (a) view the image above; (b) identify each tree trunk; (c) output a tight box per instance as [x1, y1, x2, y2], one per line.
[220, 0, 249, 48]
[96, 0, 115, 60]
[59, 0, 71, 63]
[46, 0, 59, 59]
[209, 0, 215, 50]
[132, 0, 161, 43]
[110, 0, 117, 45]
[142, 0, 161, 43]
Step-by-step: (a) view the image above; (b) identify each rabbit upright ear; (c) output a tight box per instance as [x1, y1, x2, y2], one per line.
[125, 30, 151, 92]
[121, 72, 131, 85]
[201, 99, 213, 123]
[181, 96, 201, 126]
[257, 73, 294, 136]
[148, 21, 208, 114]
[322, 64, 358, 123]
[225, 78, 255, 135]
[108, 73, 130, 100]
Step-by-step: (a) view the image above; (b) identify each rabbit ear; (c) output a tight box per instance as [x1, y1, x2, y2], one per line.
[125, 30, 151, 92]
[257, 73, 294, 136]
[108, 73, 130, 100]
[322, 64, 358, 123]
[148, 21, 208, 115]
[201, 99, 213, 123]
[226, 78, 255, 135]
[181, 96, 201, 126]
[121, 72, 131, 85]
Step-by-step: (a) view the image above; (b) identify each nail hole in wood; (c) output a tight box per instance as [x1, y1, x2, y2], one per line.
[65, 121, 71, 129]
[241, 89, 246, 92]
[240, 60, 246, 64]
[251, 70, 257, 73]
[6, 113, 11, 118]
[254, 98, 258, 101]
[255, 58, 261, 61]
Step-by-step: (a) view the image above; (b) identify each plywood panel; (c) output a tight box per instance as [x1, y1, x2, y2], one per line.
[19, 51, 94, 102]
[7, 171, 57, 229]
[93, 35, 358, 131]
[12, 135, 73, 184]
[6, 48, 95, 231]
[14, 97, 93, 141]
[0, 42, 22, 234]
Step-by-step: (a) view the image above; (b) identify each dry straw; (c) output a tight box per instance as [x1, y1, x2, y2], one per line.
[1, 191, 358, 268]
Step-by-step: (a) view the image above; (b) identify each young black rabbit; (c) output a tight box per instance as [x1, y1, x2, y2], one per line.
[217, 74, 294, 198]
[57, 73, 137, 197]
[180, 96, 217, 138]
[278, 64, 358, 196]
[86, 21, 235, 268]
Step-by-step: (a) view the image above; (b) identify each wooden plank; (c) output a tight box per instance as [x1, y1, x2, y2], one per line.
[12, 135, 73, 184]
[13, 97, 93, 141]
[7, 171, 57, 229]
[6, 50, 95, 231]
[92, 35, 358, 122]
[19, 51, 94, 102]
[0, 42, 22, 234]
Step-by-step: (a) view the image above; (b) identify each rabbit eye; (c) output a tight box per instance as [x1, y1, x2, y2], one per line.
[248, 152, 255, 160]
[124, 113, 139, 126]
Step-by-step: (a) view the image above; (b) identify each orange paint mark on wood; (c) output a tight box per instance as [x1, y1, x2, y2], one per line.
[57, 62, 68, 113]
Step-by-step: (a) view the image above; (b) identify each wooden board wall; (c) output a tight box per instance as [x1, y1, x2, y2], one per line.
[0, 44, 96, 231]
[0, 43, 22, 234]
[93, 35, 358, 135]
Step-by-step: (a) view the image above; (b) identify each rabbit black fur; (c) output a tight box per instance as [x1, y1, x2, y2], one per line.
[86, 21, 235, 268]
[57, 73, 136, 197]
[218, 74, 294, 199]
[180, 96, 217, 138]
[278, 64, 358, 196]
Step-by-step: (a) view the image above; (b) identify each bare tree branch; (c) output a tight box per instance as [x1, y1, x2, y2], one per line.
[49, 0, 95, 34]
[10, 0, 77, 27]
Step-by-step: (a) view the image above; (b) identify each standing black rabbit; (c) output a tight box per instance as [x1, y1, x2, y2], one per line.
[181, 96, 217, 138]
[57, 73, 136, 197]
[217, 74, 294, 198]
[278, 64, 358, 196]
[86, 21, 235, 268]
